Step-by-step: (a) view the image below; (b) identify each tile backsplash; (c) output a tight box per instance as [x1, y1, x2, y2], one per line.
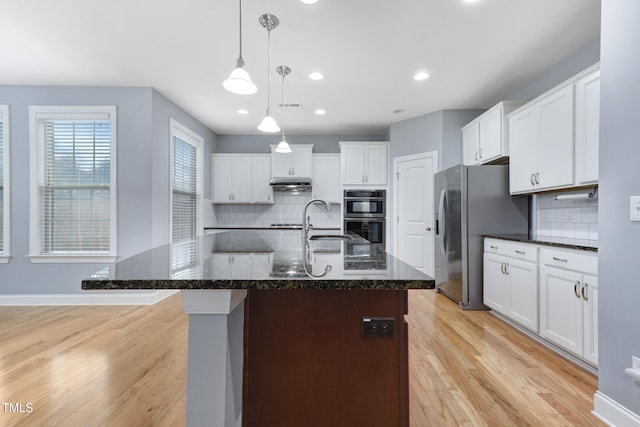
[534, 189, 598, 240]
[205, 193, 341, 228]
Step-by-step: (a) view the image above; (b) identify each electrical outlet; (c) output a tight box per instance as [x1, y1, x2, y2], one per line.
[631, 196, 640, 222]
[362, 317, 394, 339]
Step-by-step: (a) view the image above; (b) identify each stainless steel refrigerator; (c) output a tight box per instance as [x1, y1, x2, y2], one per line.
[434, 164, 529, 309]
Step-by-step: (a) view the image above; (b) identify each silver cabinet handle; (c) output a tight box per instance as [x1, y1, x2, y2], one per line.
[574, 281, 581, 298]
[582, 283, 588, 301]
[552, 257, 568, 263]
[515, 250, 525, 255]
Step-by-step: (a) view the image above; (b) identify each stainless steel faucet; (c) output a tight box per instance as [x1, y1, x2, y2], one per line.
[302, 198, 331, 240]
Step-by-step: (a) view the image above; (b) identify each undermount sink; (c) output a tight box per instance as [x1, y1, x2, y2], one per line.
[308, 234, 354, 241]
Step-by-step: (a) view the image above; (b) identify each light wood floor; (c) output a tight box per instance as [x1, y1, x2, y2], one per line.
[0, 290, 601, 426]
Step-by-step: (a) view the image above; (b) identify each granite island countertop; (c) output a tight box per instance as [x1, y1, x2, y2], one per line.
[483, 234, 598, 252]
[82, 229, 435, 290]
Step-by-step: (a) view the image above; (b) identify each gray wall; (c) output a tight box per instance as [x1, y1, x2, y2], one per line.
[598, 0, 640, 414]
[215, 134, 384, 154]
[0, 86, 216, 294]
[506, 37, 600, 102]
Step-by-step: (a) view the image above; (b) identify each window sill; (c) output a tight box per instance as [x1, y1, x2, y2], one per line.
[28, 255, 118, 264]
[0, 255, 11, 264]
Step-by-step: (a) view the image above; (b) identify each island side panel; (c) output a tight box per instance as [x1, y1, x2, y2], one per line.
[243, 289, 409, 427]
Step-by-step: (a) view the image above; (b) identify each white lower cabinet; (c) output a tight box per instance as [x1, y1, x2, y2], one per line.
[484, 239, 598, 367]
[483, 239, 538, 332]
[539, 257, 598, 365]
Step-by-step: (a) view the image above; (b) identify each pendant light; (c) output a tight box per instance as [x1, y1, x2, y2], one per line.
[257, 14, 281, 133]
[223, 0, 257, 95]
[275, 66, 292, 153]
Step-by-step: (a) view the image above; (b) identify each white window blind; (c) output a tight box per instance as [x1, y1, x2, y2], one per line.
[172, 135, 197, 242]
[40, 119, 111, 254]
[0, 118, 4, 254]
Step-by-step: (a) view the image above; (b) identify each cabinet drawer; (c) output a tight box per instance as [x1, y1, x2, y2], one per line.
[541, 248, 597, 275]
[484, 239, 538, 262]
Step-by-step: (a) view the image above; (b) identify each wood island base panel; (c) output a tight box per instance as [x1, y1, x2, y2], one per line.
[243, 289, 409, 427]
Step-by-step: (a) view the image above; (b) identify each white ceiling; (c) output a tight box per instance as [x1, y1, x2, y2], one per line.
[0, 0, 600, 136]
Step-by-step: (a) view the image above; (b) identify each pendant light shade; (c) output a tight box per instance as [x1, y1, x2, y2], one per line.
[275, 65, 292, 153]
[257, 112, 280, 133]
[223, 0, 257, 95]
[275, 138, 292, 153]
[257, 14, 280, 133]
[223, 58, 257, 95]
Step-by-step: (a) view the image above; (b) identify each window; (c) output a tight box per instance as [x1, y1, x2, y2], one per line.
[170, 119, 203, 243]
[29, 106, 117, 263]
[0, 105, 9, 263]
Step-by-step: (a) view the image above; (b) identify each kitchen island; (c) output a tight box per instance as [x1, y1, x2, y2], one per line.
[82, 230, 434, 427]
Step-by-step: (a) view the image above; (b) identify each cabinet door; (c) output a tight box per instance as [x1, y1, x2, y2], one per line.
[575, 69, 600, 185]
[483, 253, 509, 314]
[271, 151, 292, 178]
[462, 123, 480, 166]
[582, 274, 598, 366]
[230, 156, 252, 202]
[509, 107, 539, 194]
[313, 155, 341, 203]
[341, 144, 366, 184]
[291, 146, 313, 177]
[507, 258, 539, 332]
[364, 144, 388, 185]
[537, 85, 575, 190]
[479, 106, 503, 163]
[539, 266, 583, 357]
[212, 155, 232, 203]
[251, 156, 273, 204]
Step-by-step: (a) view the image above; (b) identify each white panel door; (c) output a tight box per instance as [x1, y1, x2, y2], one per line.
[462, 123, 480, 166]
[483, 253, 509, 314]
[539, 266, 583, 357]
[396, 153, 435, 276]
[507, 258, 539, 332]
[364, 144, 388, 185]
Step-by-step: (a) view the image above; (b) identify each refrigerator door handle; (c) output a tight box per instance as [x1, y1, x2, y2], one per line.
[438, 189, 446, 256]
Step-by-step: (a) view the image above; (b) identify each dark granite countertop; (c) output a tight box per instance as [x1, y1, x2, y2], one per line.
[82, 230, 434, 290]
[483, 234, 598, 252]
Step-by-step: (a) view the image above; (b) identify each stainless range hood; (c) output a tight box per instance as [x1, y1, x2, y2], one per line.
[270, 177, 312, 192]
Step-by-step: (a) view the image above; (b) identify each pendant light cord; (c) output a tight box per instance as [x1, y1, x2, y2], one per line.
[281, 72, 286, 138]
[238, 0, 243, 59]
[266, 27, 271, 114]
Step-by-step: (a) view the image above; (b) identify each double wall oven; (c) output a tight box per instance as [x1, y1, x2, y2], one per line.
[343, 189, 386, 248]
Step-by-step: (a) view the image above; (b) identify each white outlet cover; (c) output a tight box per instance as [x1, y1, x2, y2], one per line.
[631, 196, 640, 222]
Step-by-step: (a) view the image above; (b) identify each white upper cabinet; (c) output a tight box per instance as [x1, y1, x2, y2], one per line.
[462, 101, 523, 166]
[270, 144, 313, 178]
[340, 141, 389, 186]
[212, 154, 273, 204]
[312, 154, 341, 203]
[574, 67, 600, 185]
[509, 63, 600, 195]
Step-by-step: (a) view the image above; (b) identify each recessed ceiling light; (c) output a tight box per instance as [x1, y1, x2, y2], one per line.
[237, 109, 249, 115]
[414, 72, 430, 81]
[309, 72, 324, 81]
[301, 0, 318, 4]
[314, 109, 326, 115]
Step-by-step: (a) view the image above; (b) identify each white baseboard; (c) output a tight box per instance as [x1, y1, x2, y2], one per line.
[593, 391, 640, 427]
[0, 290, 179, 306]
